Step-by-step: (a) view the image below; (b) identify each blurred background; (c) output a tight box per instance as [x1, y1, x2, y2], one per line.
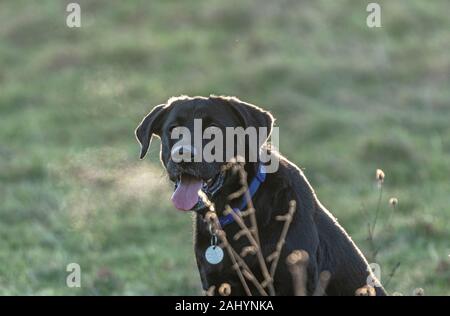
[0, 0, 449, 295]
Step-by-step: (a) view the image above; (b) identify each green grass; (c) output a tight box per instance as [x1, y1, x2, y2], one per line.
[1, 0, 449, 295]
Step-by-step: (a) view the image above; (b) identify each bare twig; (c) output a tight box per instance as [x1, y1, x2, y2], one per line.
[229, 164, 276, 295]
[367, 223, 380, 262]
[230, 247, 268, 296]
[367, 185, 383, 262]
[286, 250, 309, 296]
[371, 185, 383, 235]
[240, 246, 257, 258]
[383, 262, 401, 289]
[366, 170, 386, 263]
[313, 271, 331, 296]
[267, 200, 296, 279]
[205, 285, 216, 296]
[216, 229, 252, 296]
[224, 205, 274, 293]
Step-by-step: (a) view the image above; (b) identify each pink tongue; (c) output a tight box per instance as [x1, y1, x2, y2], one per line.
[171, 174, 203, 211]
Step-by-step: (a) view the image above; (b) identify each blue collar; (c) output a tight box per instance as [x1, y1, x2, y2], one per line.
[219, 164, 266, 227]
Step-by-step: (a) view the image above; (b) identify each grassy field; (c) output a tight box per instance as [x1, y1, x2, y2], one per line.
[0, 0, 449, 295]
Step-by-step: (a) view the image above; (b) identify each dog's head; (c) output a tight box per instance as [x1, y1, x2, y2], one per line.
[135, 95, 274, 211]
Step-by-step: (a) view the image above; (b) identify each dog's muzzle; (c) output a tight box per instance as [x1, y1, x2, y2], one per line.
[173, 171, 225, 212]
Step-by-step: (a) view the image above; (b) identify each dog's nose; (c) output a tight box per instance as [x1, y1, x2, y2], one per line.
[171, 145, 197, 163]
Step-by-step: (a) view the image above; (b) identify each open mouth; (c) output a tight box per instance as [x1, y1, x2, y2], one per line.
[171, 171, 224, 211]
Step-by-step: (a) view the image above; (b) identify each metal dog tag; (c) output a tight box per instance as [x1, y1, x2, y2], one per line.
[205, 246, 224, 265]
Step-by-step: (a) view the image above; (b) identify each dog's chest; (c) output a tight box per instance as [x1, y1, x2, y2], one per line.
[194, 223, 265, 294]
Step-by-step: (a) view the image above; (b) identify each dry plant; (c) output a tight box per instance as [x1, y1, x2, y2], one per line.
[200, 162, 300, 296]
[360, 169, 425, 296]
[218, 283, 232, 296]
[366, 169, 385, 262]
[413, 288, 425, 296]
[314, 271, 332, 296]
[200, 163, 415, 296]
[365, 169, 402, 291]
[286, 250, 309, 296]
[355, 285, 376, 296]
[285, 250, 332, 296]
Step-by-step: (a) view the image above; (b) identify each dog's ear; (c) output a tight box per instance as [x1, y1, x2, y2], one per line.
[135, 104, 167, 159]
[227, 98, 275, 142]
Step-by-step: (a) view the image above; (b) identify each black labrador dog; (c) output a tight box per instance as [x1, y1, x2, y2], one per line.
[135, 95, 386, 296]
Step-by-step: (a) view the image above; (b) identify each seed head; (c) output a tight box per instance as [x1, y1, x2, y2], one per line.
[413, 288, 424, 296]
[376, 169, 385, 182]
[286, 250, 309, 266]
[389, 197, 398, 207]
[218, 283, 231, 296]
[205, 211, 217, 223]
[355, 287, 368, 296]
